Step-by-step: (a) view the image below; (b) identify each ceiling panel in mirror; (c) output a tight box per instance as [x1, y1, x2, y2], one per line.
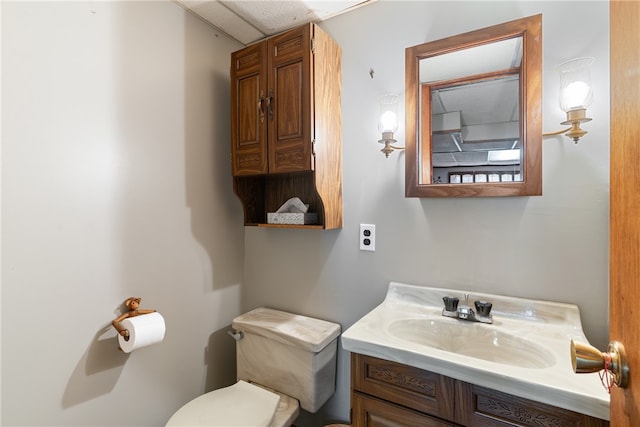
[420, 37, 522, 83]
[405, 15, 542, 197]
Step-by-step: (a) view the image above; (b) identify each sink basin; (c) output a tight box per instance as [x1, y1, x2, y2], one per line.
[388, 318, 555, 369]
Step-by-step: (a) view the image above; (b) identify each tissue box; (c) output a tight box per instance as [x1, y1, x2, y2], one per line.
[267, 212, 318, 225]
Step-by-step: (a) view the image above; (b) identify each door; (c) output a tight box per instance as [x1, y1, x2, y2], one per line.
[267, 24, 313, 174]
[231, 41, 268, 176]
[610, 0, 640, 425]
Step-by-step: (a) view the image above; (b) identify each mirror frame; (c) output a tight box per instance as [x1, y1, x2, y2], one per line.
[405, 14, 542, 197]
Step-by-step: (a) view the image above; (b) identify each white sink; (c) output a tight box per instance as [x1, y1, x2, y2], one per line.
[341, 281, 609, 420]
[388, 317, 555, 369]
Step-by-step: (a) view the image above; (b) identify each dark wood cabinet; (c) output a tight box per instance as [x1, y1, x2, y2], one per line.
[230, 24, 342, 229]
[351, 354, 609, 427]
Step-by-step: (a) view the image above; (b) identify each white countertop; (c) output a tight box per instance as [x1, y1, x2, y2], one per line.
[341, 281, 610, 420]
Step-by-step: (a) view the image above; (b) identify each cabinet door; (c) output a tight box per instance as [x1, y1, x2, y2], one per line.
[267, 25, 313, 174]
[231, 42, 268, 176]
[353, 392, 457, 427]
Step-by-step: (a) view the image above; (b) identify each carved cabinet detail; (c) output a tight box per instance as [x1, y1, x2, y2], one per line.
[351, 354, 609, 427]
[230, 23, 342, 229]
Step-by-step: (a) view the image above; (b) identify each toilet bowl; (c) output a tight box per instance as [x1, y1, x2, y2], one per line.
[165, 308, 341, 426]
[165, 380, 298, 427]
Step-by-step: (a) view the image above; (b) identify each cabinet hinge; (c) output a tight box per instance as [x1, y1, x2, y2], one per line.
[312, 139, 316, 156]
[311, 37, 316, 54]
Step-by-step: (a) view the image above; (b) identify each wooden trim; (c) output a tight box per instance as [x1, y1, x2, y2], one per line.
[311, 23, 343, 229]
[429, 67, 521, 91]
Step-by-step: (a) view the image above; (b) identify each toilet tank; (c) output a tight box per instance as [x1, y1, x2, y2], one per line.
[231, 307, 341, 413]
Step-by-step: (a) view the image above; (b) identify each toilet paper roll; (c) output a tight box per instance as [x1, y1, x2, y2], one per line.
[117, 312, 166, 353]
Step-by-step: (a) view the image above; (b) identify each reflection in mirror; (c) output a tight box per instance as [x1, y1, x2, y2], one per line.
[426, 39, 522, 184]
[405, 15, 542, 197]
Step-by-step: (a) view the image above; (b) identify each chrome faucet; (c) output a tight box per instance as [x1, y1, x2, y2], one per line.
[442, 294, 493, 324]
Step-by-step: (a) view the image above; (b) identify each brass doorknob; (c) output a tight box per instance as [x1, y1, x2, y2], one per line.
[571, 339, 629, 388]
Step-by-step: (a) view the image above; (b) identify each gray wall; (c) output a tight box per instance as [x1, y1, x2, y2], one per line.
[2, 1, 243, 425]
[243, 1, 610, 425]
[1, 1, 610, 426]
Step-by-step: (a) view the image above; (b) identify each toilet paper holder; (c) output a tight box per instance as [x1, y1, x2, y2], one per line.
[112, 297, 156, 341]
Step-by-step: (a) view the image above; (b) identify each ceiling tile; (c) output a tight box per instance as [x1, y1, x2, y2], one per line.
[178, 0, 266, 44]
[176, 0, 374, 45]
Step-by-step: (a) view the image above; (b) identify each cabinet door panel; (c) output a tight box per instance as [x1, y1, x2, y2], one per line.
[237, 76, 260, 146]
[353, 392, 456, 427]
[231, 42, 268, 175]
[275, 61, 304, 140]
[268, 25, 312, 173]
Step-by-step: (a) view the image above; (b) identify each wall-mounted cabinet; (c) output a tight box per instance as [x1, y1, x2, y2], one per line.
[230, 23, 342, 229]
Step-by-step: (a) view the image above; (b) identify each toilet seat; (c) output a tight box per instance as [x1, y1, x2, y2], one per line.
[165, 380, 299, 427]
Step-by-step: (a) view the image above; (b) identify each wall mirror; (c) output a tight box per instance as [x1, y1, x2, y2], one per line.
[405, 14, 542, 197]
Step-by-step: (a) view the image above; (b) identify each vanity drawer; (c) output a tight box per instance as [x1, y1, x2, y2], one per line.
[455, 381, 609, 427]
[352, 354, 455, 421]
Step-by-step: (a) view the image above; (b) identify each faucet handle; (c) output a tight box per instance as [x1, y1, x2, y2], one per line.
[474, 301, 493, 317]
[443, 296, 459, 312]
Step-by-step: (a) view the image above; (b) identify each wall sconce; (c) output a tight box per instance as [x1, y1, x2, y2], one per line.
[544, 57, 594, 143]
[378, 94, 404, 157]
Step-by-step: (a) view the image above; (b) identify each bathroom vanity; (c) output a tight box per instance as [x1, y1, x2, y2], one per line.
[341, 282, 610, 427]
[351, 353, 607, 426]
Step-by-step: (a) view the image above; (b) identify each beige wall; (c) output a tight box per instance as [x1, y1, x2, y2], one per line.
[2, 1, 244, 425]
[2, 1, 610, 426]
[243, 1, 610, 425]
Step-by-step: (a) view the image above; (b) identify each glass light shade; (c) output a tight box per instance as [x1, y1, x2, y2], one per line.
[378, 94, 399, 133]
[558, 57, 594, 112]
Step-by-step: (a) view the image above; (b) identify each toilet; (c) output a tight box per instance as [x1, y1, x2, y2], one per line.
[166, 307, 341, 427]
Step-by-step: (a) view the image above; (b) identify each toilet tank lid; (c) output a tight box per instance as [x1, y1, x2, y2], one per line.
[232, 308, 341, 353]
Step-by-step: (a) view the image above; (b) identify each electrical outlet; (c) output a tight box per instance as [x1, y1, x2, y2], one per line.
[359, 224, 376, 251]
